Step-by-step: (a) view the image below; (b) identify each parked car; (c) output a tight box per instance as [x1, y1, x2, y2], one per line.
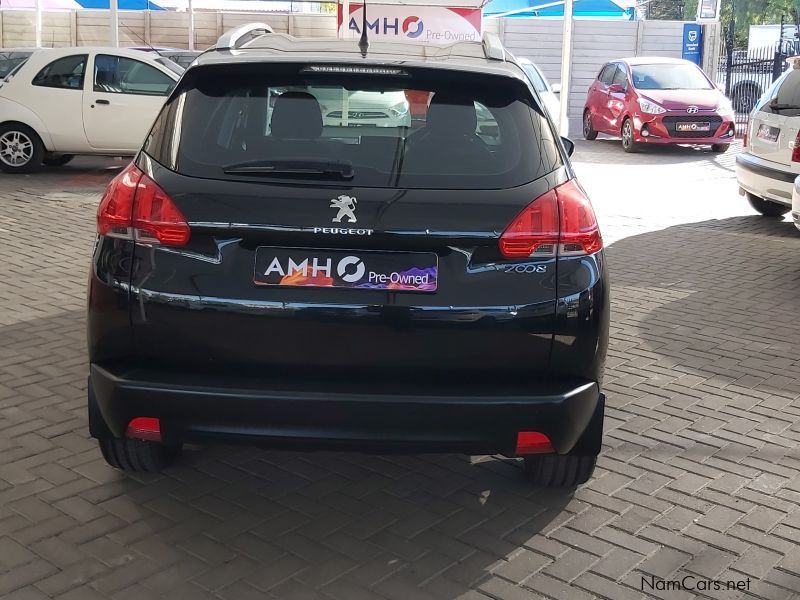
[718, 66, 772, 114]
[87, 25, 608, 487]
[517, 57, 566, 136]
[0, 47, 180, 173]
[129, 46, 201, 69]
[159, 50, 201, 69]
[0, 48, 36, 79]
[736, 59, 800, 217]
[302, 87, 411, 128]
[583, 57, 736, 153]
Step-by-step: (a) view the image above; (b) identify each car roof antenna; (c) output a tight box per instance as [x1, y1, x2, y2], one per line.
[358, 1, 370, 58]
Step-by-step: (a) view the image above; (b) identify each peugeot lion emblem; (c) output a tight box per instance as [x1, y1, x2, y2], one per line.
[686, 106, 699, 114]
[330, 195, 358, 224]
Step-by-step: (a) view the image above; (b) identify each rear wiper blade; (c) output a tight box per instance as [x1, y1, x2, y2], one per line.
[769, 102, 800, 111]
[223, 159, 354, 179]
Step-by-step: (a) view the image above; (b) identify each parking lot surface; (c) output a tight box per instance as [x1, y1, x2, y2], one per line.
[1, 141, 799, 600]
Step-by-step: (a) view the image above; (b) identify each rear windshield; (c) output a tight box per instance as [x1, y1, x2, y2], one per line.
[520, 63, 547, 92]
[755, 68, 800, 115]
[144, 64, 562, 189]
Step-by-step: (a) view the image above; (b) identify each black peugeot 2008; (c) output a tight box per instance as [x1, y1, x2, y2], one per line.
[87, 38, 609, 487]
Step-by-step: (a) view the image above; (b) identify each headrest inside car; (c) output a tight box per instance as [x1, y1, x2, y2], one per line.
[270, 91, 323, 140]
[426, 93, 478, 138]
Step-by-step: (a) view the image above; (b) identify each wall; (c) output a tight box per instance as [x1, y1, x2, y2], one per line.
[0, 10, 719, 132]
[0, 9, 499, 48]
[0, 9, 337, 48]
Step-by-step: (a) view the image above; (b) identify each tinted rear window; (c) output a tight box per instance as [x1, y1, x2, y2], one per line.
[755, 68, 800, 115]
[0, 52, 32, 78]
[144, 64, 562, 190]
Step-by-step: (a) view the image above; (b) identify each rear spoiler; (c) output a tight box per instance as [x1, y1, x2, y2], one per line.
[215, 22, 274, 51]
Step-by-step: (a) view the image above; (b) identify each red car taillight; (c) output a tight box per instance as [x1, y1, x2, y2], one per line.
[792, 131, 800, 163]
[499, 180, 602, 259]
[515, 431, 553, 455]
[742, 117, 750, 148]
[97, 163, 190, 246]
[125, 417, 162, 442]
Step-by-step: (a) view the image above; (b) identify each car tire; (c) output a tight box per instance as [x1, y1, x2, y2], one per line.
[711, 143, 730, 153]
[523, 454, 597, 487]
[0, 123, 45, 174]
[98, 438, 182, 473]
[523, 394, 603, 487]
[732, 83, 760, 114]
[621, 118, 638, 153]
[747, 193, 791, 217]
[583, 110, 598, 140]
[42, 154, 75, 167]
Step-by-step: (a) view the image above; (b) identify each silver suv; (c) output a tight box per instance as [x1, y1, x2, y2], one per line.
[736, 59, 800, 217]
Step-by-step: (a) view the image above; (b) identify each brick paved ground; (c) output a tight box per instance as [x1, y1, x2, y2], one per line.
[0, 141, 799, 600]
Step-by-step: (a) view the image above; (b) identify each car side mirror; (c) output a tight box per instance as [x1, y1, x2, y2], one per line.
[561, 136, 575, 157]
[608, 83, 625, 94]
[551, 83, 562, 94]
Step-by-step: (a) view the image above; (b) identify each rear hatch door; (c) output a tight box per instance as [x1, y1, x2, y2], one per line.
[129, 62, 566, 381]
[749, 68, 800, 168]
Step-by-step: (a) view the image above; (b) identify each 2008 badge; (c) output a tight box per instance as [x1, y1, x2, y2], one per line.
[503, 264, 548, 274]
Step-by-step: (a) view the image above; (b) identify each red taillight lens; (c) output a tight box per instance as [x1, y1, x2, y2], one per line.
[125, 417, 162, 442]
[498, 188, 559, 258]
[96, 163, 190, 246]
[499, 180, 602, 259]
[557, 180, 603, 255]
[742, 117, 750, 148]
[97, 163, 141, 238]
[133, 174, 191, 246]
[792, 131, 800, 163]
[515, 431, 553, 455]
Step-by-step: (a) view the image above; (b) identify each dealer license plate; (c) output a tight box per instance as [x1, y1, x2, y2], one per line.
[254, 247, 438, 292]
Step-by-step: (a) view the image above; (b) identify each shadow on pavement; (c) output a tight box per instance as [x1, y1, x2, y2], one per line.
[599, 215, 800, 518]
[0, 306, 574, 599]
[573, 137, 737, 168]
[0, 157, 124, 192]
[0, 215, 798, 598]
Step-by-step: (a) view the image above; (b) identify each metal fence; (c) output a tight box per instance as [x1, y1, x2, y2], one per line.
[716, 38, 798, 129]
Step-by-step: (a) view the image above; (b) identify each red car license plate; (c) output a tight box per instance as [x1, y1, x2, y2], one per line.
[676, 122, 711, 132]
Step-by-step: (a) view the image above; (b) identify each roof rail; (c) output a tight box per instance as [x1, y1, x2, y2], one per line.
[216, 22, 274, 51]
[482, 32, 506, 61]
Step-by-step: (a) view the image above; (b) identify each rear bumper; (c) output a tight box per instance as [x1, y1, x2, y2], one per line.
[792, 175, 800, 231]
[89, 363, 603, 456]
[736, 152, 795, 206]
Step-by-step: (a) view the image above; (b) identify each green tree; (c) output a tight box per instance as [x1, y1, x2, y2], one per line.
[640, 0, 796, 48]
[645, 0, 686, 19]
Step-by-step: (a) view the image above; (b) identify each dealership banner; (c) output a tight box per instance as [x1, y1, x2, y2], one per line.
[337, 3, 483, 44]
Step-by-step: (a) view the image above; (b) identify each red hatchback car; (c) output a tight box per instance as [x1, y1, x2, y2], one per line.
[583, 57, 736, 153]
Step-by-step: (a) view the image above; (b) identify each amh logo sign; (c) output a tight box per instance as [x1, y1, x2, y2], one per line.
[346, 14, 424, 38]
[337, 5, 481, 44]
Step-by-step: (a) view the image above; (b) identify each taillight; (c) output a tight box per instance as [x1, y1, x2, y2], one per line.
[125, 417, 162, 442]
[515, 431, 553, 455]
[742, 117, 750, 148]
[97, 163, 141, 239]
[792, 131, 800, 163]
[97, 163, 190, 246]
[499, 180, 602, 259]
